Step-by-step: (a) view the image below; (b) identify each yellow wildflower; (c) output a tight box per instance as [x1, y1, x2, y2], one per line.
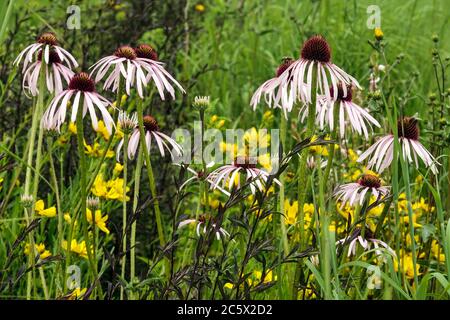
[431, 240, 445, 263]
[220, 142, 238, 158]
[374, 27, 384, 40]
[86, 208, 110, 234]
[262, 110, 274, 123]
[106, 178, 130, 201]
[92, 174, 108, 198]
[24, 243, 51, 260]
[67, 287, 87, 300]
[394, 252, 420, 279]
[284, 199, 298, 225]
[412, 197, 434, 214]
[95, 120, 110, 140]
[64, 213, 73, 224]
[244, 127, 270, 149]
[258, 153, 272, 172]
[113, 162, 124, 175]
[68, 122, 77, 134]
[62, 239, 89, 259]
[253, 269, 277, 283]
[195, 3, 205, 12]
[35, 199, 56, 218]
[84, 142, 114, 158]
[347, 149, 359, 163]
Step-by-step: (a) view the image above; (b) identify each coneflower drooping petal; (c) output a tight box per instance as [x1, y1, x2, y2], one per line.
[250, 58, 298, 118]
[42, 72, 114, 134]
[177, 215, 230, 241]
[135, 44, 185, 100]
[14, 32, 78, 96]
[117, 115, 183, 161]
[280, 35, 360, 106]
[334, 174, 389, 207]
[207, 156, 281, 195]
[336, 228, 396, 258]
[317, 84, 380, 139]
[357, 117, 439, 174]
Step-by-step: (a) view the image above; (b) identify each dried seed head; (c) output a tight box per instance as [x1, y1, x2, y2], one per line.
[192, 96, 210, 111]
[135, 44, 158, 61]
[86, 197, 100, 210]
[114, 46, 137, 60]
[276, 57, 294, 77]
[21, 194, 34, 208]
[118, 111, 138, 134]
[68, 72, 96, 92]
[37, 32, 58, 46]
[234, 156, 257, 169]
[143, 115, 159, 132]
[358, 174, 381, 189]
[301, 35, 331, 63]
[397, 117, 419, 140]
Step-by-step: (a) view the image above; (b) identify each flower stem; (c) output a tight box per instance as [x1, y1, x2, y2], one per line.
[136, 100, 166, 248]
[199, 110, 209, 214]
[120, 132, 129, 300]
[323, 102, 339, 185]
[23, 65, 46, 299]
[47, 136, 63, 296]
[291, 64, 317, 299]
[130, 147, 143, 299]
[75, 97, 99, 294]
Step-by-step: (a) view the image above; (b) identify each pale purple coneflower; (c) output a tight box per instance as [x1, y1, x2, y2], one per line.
[357, 117, 439, 174]
[250, 58, 297, 117]
[135, 44, 185, 100]
[207, 156, 281, 195]
[42, 72, 114, 133]
[336, 228, 396, 258]
[334, 174, 389, 207]
[89, 45, 149, 98]
[90, 44, 184, 99]
[178, 215, 230, 240]
[317, 84, 380, 139]
[119, 115, 182, 160]
[176, 164, 231, 196]
[14, 32, 78, 96]
[279, 35, 360, 106]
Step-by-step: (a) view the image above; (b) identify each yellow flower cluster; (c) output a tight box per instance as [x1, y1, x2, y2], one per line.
[86, 208, 110, 234]
[35, 199, 56, 218]
[224, 269, 277, 289]
[284, 199, 314, 226]
[84, 141, 114, 158]
[209, 115, 226, 129]
[397, 193, 435, 229]
[91, 174, 130, 202]
[62, 239, 90, 259]
[24, 243, 51, 260]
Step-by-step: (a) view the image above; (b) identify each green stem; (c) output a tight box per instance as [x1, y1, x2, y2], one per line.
[199, 110, 209, 214]
[136, 99, 166, 247]
[120, 133, 129, 300]
[47, 136, 63, 296]
[24, 65, 46, 299]
[75, 96, 99, 294]
[323, 102, 339, 185]
[291, 65, 317, 299]
[130, 147, 143, 299]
